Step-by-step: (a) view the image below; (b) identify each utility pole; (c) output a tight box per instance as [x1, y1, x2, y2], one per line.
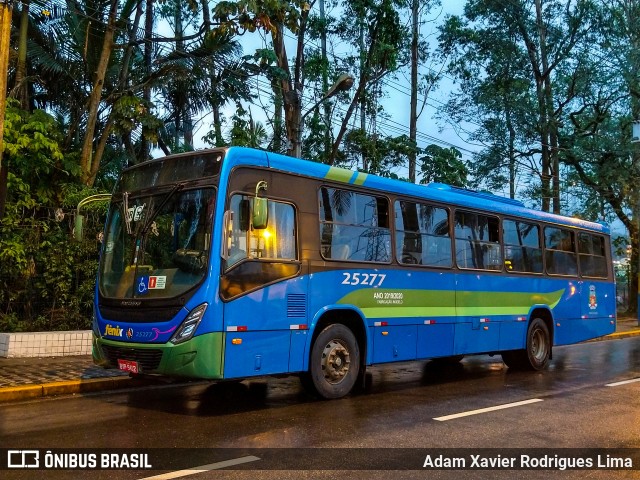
[0, 0, 13, 221]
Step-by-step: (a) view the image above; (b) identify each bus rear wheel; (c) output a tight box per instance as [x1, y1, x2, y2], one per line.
[502, 317, 551, 371]
[304, 324, 360, 399]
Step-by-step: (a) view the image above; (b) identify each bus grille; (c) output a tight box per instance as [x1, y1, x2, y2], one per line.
[101, 345, 163, 371]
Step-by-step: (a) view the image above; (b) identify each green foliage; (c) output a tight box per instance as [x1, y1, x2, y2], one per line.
[419, 144, 468, 187]
[112, 95, 164, 144]
[0, 102, 107, 332]
[3, 99, 73, 204]
[225, 105, 268, 148]
[0, 171, 105, 332]
[341, 129, 414, 177]
[213, 0, 302, 35]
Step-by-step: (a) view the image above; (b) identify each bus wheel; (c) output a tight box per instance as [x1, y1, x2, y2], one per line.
[502, 317, 551, 371]
[307, 324, 360, 399]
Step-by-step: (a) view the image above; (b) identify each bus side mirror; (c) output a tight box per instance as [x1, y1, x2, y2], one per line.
[252, 180, 268, 230]
[252, 197, 268, 230]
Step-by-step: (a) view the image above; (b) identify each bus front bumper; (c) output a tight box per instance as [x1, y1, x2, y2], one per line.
[92, 332, 225, 379]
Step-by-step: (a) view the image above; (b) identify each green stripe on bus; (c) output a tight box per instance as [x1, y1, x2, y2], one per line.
[336, 288, 565, 319]
[325, 166, 356, 183]
[353, 172, 368, 185]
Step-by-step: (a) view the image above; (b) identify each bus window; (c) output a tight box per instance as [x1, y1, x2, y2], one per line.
[545, 227, 577, 276]
[578, 233, 608, 278]
[454, 211, 502, 270]
[503, 219, 543, 273]
[394, 200, 451, 267]
[225, 194, 296, 270]
[319, 187, 391, 263]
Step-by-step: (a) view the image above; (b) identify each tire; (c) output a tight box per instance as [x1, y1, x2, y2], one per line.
[502, 317, 551, 371]
[305, 324, 360, 399]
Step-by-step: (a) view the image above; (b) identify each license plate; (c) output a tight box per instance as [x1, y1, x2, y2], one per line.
[117, 359, 139, 374]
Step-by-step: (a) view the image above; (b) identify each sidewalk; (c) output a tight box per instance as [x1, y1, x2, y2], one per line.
[1, 318, 639, 403]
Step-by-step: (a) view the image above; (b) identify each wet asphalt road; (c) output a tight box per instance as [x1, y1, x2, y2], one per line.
[1, 337, 639, 480]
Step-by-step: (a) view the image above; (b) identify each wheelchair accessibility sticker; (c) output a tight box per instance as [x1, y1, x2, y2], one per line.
[137, 276, 167, 295]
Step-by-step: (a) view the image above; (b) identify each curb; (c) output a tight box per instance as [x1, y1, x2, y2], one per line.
[599, 330, 640, 341]
[1, 329, 639, 404]
[0, 377, 138, 403]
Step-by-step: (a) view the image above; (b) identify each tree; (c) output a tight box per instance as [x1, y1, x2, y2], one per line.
[213, 0, 311, 157]
[407, 0, 441, 183]
[419, 144, 468, 187]
[438, 0, 598, 212]
[557, 0, 640, 314]
[329, 0, 407, 166]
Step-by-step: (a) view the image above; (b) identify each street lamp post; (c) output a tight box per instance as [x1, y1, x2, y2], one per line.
[74, 194, 112, 241]
[293, 73, 354, 159]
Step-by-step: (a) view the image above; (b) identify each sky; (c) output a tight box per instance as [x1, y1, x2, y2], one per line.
[186, 1, 474, 182]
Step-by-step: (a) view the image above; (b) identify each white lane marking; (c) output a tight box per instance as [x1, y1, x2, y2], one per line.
[606, 378, 640, 387]
[140, 456, 261, 480]
[433, 398, 543, 422]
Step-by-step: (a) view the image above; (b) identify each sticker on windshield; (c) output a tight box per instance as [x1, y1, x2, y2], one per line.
[137, 276, 149, 295]
[137, 275, 167, 295]
[127, 203, 146, 222]
[149, 276, 166, 289]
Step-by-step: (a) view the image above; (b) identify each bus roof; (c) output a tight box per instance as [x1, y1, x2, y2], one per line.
[219, 147, 610, 235]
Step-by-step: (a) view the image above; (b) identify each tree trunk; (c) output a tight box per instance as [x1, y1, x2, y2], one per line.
[506, 108, 516, 199]
[408, 0, 418, 183]
[319, 0, 331, 162]
[79, 0, 119, 186]
[138, 0, 154, 163]
[14, 1, 29, 110]
[271, 25, 298, 157]
[0, 0, 13, 220]
[271, 77, 283, 153]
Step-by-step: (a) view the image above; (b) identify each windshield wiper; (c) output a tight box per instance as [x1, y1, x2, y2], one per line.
[123, 192, 132, 235]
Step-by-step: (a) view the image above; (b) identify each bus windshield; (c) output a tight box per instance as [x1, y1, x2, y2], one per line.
[99, 187, 216, 300]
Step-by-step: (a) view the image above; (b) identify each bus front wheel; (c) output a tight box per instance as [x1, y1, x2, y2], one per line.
[304, 324, 360, 399]
[502, 317, 551, 371]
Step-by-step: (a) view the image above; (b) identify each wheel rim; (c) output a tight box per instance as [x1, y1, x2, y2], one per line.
[321, 339, 351, 384]
[530, 327, 547, 363]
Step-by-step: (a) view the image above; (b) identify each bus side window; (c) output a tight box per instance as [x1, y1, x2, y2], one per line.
[395, 200, 451, 267]
[578, 232, 608, 278]
[503, 219, 543, 274]
[545, 227, 577, 276]
[320, 187, 391, 263]
[455, 211, 501, 271]
[226, 194, 297, 269]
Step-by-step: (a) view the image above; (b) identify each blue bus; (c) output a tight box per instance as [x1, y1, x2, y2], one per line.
[92, 147, 616, 399]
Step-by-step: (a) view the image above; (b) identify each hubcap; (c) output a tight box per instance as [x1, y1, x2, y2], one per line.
[321, 339, 351, 384]
[530, 328, 546, 362]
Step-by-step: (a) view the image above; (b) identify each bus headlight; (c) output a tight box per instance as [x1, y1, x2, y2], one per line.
[170, 303, 208, 344]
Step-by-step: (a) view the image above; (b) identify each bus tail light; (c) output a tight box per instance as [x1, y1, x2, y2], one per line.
[170, 303, 208, 345]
